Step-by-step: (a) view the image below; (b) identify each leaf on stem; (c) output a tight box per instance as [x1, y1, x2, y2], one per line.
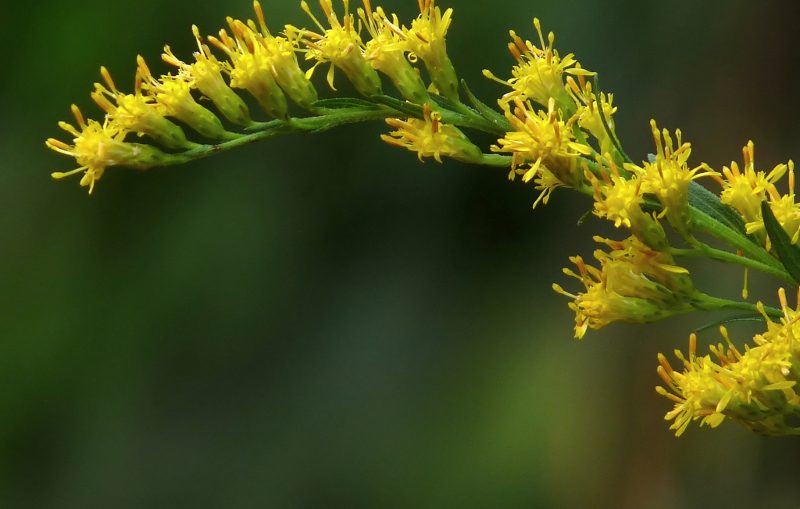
[371, 95, 424, 117]
[761, 200, 800, 284]
[311, 98, 382, 110]
[460, 79, 510, 129]
[688, 182, 746, 235]
[692, 314, 766, 333]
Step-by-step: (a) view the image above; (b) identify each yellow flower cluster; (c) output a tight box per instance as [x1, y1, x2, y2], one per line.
[482, 20, 711, 334]
[381, 104, 481, 163]
[47, 0, 473, 193]
[46, 0, 800, 437]
[713, 141, 799, 247]
[486, 20, 606, 206]
[658, 288, 800, 436]
[553, 236, 694, 339]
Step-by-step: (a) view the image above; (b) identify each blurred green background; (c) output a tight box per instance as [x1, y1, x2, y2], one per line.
[2, 0, 800, 507]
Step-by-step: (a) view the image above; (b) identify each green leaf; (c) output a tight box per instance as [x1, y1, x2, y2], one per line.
[761, 200, 800, 283]
[692, 314, 767, 333]
[427, 93, 463, 112]
[370, 95, 424, 117]
[688, 182, 746, 235]
[592, 75, 632, 164]
[311, 98, 381, 110]
[460, 79, 510, 130]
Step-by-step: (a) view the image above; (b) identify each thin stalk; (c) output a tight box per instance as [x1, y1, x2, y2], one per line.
[688, 206, 783, 271]
[670, 246, 793, 284]
[692, 292, 783, 319]
[162, 105, 516, 169]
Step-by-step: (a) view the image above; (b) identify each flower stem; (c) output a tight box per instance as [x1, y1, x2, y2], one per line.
[670, 246, 794, 284]
[691, 292, 783, 318]
[159, 96, 513, 169]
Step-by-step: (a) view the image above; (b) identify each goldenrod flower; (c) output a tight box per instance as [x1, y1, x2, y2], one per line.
[627, 120, 715, 234]
[47, 105, 170, 194]
[162, 25, 252, 126]
[208, 24, 289, 119]
[293, 0, 382, 97]
[658, 290, 800, 436]
[358, 1, 428, 104]
[91, 67, 195, 150]
[400, 0, 459, 102]
[717, 143, 800, 246]
[484, 18, 592, 113]
[756, 185, 800, 245]
[554, 236, 693, 339]
[590, 167, 644, 229]
[381, 103, 482, 164]
[213, 2, 318, 111]
[587, 158, 668, 250]
[716, 141, 786, 225]
[493, 97, 592, 192]
[136, 56, 228, 140]
[575, 89, 617, 156]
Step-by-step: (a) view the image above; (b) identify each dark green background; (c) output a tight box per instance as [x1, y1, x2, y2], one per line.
[2, 0, 799, 507]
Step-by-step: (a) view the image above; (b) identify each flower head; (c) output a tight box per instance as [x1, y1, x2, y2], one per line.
[208, 22, 290, 119]
[574, 88, 617, 155]
[658, 289, 800, 436]
[215, 1, 318, 110]
[627, 120, 715, 234]
[756, 185, 800, 245]
[718, 142, 800, 246]
[293, 0, 382, 97]
[91, 67, 195, 150]
[47, 105, 169, 193]
[553, 235, 693, 339]
[358, 1, 428, 103]
[162, 25, 252, 126]
[586, 158, 668, 249]
[399, 0, 458, 101]
[381, 103, 482, 164]
[590, 166, 644, 229]
[484, 18, 592, 113]
[716, 141, 787, 224]
[493, 97, 592, 195]
[136, 56, 228, 140]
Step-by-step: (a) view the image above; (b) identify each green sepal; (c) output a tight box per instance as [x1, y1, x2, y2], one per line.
[761, 200, 800, 283]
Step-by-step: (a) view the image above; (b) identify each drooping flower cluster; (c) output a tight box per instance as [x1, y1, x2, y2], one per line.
[553, 236, 695, 339]
[658, 289, 800, 436]
[47, 0, 475, 193]
[47, 0, 800, 438]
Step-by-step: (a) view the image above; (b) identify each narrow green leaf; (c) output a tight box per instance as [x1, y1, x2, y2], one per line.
[592, 75, 633, 164]
[371, 95, 424, 117]
[427, 93, 463, 112]
[688, 182, 746, 235]
[460, 80, 511, 130]
[761, 200, 800, 283]
[693, 314, 767, 333]
[312, 98, 381, 110]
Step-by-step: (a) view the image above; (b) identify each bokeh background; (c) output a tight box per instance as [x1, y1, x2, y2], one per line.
[2, 0, 800, 507]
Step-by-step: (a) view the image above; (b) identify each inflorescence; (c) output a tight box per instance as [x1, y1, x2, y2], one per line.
[47, 0, 800, 437]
